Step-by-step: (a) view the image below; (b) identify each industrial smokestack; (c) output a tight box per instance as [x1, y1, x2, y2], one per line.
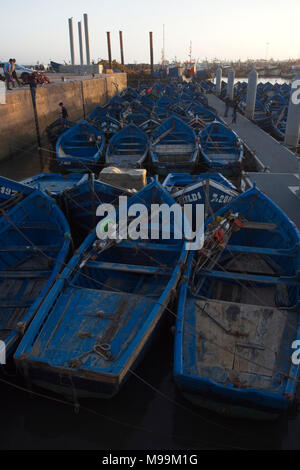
[83, 13, 91, 65]
[68, 18, 75, 65]
[78, 21, 84, 66]
[119, 31, 124, 65]
[107, 31, 112, 69]
[149, 32, 154, 76]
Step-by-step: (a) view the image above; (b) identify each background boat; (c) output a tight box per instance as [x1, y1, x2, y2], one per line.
[105, 124, 148, 168]
[21, 173, 88, 201]
[0, 176, 71, 359]
[56, 120, 105, 170]
[62, 175, 132, 242]
[199, 121, 243, 176]
[150, 115, 199, 175]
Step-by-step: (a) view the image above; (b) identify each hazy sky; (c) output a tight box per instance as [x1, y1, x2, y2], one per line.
[1, 0, 300, 65]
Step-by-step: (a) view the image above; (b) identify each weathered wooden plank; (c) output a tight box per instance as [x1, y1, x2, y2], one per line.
[200, 269, 298, 285]
[0, 270, 52, 279]
[86, 261, 171, 275]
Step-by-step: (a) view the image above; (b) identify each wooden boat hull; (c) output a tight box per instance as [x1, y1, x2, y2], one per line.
[163, 173, 238, 217]
[56, 120, 105, 170]
[105, 124, 148, 168]
[62, 177, 131, 240]
[46, 118, 74, 148]
[16, 289, 171, 399]
[199, 122, 243, 176]
[15, 181, 187, 398]
[21, 173, 88, 200]
[174, 186, 300, 419]
[0, 177, 71, 359]
[150, 116, 199, 176]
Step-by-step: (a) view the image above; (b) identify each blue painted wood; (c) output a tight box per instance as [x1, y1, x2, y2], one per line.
[105, 124, 149, 168]
[238, 99, 273, 131]
[199, 121, 243, 175]
[21, 173, 88, 199]
[162, 172, 238, 216]
[88, 108, 121, 139]
[150, 115, 199, 175]
[186, 102, 219, 124]
[139, 118, 160, 136]
[174, 185, 300, 419]
[63, 176, 131, 240]
[56, 120, 105, 170]
[46, 118, 75, 147]
[15, 180, 187, 398]
[0, 176, 71, 359]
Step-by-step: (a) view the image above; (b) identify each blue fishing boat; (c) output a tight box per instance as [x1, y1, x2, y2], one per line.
[162, 172, 238, 217]
[105, 124, 148, 168]
[88, 106, 108, 124]
[187, 116, 206, 132]
[150, 116, 199, 175]
[139, 118, 160, 136]
[46, 118, 74, 147]
[21, 173, 88, 200]
[63, 175, 131, 240]
[56, 120, 105, 170]
[238, 99, 273, 131]
[154, 96, 174, 120]
[88, 107, 121, 138]
[266, 94, 288, 116]
[271, 106, 289, 141]
[174, 185, 300, 420]
[0, 176, 71, 359]
[186, 103, 218, 124]
[125, 111, 150, 127]
[199, 122, 243, 175]
[15, 180, 187, 398]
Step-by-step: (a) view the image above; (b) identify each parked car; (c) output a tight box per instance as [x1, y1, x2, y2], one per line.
[0, 62, 34, 81]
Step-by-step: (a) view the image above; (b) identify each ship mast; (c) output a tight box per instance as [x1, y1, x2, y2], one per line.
[161, 24, 166, 68]
[189, 40, 192, 62]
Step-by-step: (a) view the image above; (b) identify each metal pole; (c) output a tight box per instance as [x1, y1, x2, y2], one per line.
[227, 68, 235, 100]
[107, 32, 112, 69]
[30, 88, 43, 170]
[83, 13, 91, 65]
[80, 81, 86, 118]
[78, 21, 84, 66]
[119, 31, 124, 65]
[216, 66, 222, 95]
[149, 32, 154, 76]
[245, 67, 258, 120]
[68, 18, 75, 65]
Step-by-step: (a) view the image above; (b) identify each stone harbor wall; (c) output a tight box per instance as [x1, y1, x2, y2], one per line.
[0, 73, 127, 162]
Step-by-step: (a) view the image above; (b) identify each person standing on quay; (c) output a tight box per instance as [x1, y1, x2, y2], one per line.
[232, 100, 239, 124]
[4, 59, 13, 90]
[59, 102, 69, 120]
[224, 97, 230, 117]
[12, 59, 21, 87]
